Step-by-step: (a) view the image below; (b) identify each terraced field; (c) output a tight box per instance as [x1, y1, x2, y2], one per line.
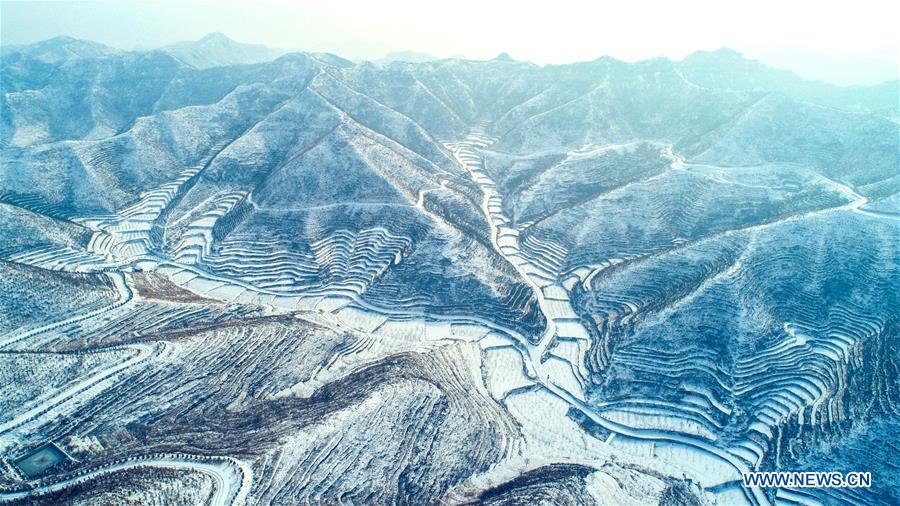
[1, 37, 898, 505]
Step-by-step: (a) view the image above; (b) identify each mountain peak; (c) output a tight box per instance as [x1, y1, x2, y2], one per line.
[45, 35, 78, 44]
[198, 32, 234, 44]
[160, 33, 285, 69]
[494, 52, 515, 62]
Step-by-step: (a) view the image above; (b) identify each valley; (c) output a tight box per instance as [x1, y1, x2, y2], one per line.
[1, 36, 897, 505]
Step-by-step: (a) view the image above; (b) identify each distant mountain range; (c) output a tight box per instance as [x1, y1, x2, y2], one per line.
[0, 32, 287, 71]
[3, 35, 896, 151]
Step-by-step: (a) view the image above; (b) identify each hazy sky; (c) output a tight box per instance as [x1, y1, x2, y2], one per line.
[2, 0, 898, 84]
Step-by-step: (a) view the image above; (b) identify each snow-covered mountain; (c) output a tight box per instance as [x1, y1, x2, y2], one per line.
[160, 32, 287, 69]
[1, 37, 897, 506]
[678, 47, 899, 119]
[0, 36, 119, 64]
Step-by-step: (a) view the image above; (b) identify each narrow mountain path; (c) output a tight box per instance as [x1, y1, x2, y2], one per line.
[0, 271, 134, 350]
[0, 454, 252, 506]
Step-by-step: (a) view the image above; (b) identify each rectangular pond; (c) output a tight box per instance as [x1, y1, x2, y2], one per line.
[13, 442, 71, 479]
